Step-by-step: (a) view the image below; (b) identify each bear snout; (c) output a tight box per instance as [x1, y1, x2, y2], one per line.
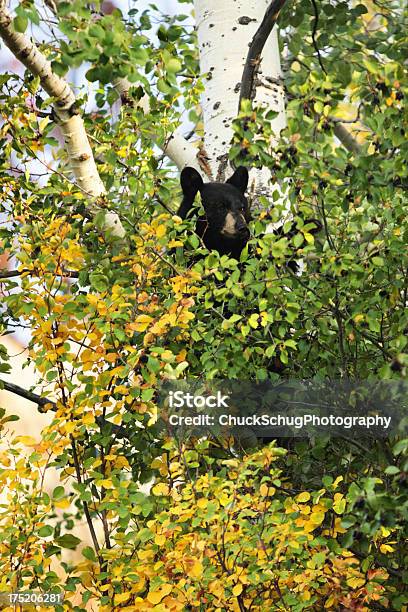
[221, 212, 248, 237]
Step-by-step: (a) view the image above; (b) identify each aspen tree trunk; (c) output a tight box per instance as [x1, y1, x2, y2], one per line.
[0, 2, 125, 239]
[194, 0, 287, 197]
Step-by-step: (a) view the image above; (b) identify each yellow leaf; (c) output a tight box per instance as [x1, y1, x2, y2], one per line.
[309, 511, 325, 525]
[260, 483, 269, 497]
[248, 313, 259, 329]
[14, 436, 37, 446]
[346, 577, 365, 588]
[380, 544, 394, 553]
[155, 534, 166, 546]
[114, 592, 131, 605]
[325, 594, 336, 608]
[219, 493, 232, 507]
[152, 483, 170, 496]
[156, 224, 166, 238]
[98, 479, 114, 489]
[190, 560, 202, 578]
[176, 349, 187, 363]
[131, 314, 154, 332]
[332, 476, 343, 489]
[232, 584, 243, 596]
[30, 140, 44, 152]
[302, 590, 311, 601]
[54, 498, 71, 509]
[296, 491, 311, 503]
[39, 116, 50, 132]
[147, 584, 172, 605]
[333, 493, 346, 515]
[208, 580, 224, 598]
[100, 584, 111, 592]
[64, 422, 76, 434]
[82, 413, 95, 425]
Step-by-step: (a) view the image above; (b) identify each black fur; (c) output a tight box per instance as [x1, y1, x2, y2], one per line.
[178, 167, 251, 260]
[178, 167, 322, 267]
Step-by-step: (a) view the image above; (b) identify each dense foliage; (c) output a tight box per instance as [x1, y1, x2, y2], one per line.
[0, 0, 407, 610]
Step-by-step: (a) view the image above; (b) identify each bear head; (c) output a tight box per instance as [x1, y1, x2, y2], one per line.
[179, 166, 250, 258]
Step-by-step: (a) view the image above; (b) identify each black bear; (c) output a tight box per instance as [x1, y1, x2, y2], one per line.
[178, 166, 251, 260]
[178, 166, 321, 266]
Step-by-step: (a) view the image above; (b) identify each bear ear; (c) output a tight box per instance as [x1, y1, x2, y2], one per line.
[180, 167, 203, 199]
[226, 166, 249, 194]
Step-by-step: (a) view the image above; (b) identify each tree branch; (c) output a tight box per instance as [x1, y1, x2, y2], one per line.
[239, 0, 288, 109]
[0, 378, 130, 438]
[0, 378, 55, 412]
[0, 3, 125, 239]
[0, 268, 79, 279]
[333, 122, 362, 155]
[310, 0, 327, 74]
[0, 269, 22, 279]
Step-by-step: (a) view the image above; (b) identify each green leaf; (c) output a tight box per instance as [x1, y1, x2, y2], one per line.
[167, 58, 182, 73]
[13, 15, 28, 33]
[52, 486, 65, 500]
[38, 525, 54, 537]
[293, 233, 304, 248]
[384, 465, 400, 475]
[55, 534, 81, 550]
[354, 4, 368, 15]
[82, 546, 97, 561]
[393, 439, 408, 455]
[363, 58, 379, 74]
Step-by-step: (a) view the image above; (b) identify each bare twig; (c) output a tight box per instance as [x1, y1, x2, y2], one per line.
[239, 0, 288, 108]
[310, 0, 327, 74]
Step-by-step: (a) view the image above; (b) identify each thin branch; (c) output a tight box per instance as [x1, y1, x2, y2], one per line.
[0, 378, 55, 412]
[0, 378, 133, 439]
[0, 268, 79, 279]
[0, 269, 22, 279]
[70, 435, 102, 559]
[336, 434, 370, 455]
[239, 0, 288, 108]
[310, 0, 327, 74]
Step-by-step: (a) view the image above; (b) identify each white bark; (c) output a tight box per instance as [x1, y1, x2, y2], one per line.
[0, 4, 125, 238]
[114, 77, 203, 174]
[194, 0, 287, 194]
[333, 122, 362, 155]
